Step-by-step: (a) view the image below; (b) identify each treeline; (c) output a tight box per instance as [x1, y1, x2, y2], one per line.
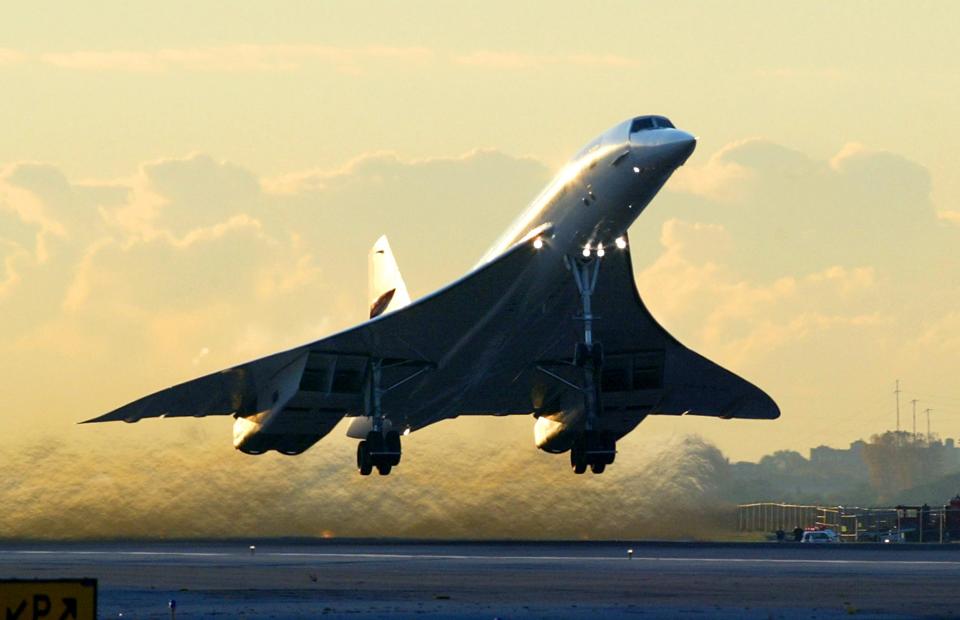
[726, 431, 960, 506]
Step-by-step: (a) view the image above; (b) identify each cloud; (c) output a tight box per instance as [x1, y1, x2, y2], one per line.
[753, 66, 844, 80]
[938, 210, 960, 225]
[39, 45, 434, 73]
[453, 50, 640, 69]
[917, 312, 960, 353]
[660, 139, 943, 285]
[636, 218, 886, 366]
[261, 148, 551, 295]
[0, 48, 25, 65]
[2, 45, 640, 74]
[0, 242, 27, 299]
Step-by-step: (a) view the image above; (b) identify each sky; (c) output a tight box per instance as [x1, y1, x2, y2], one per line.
[1, 2, 959, 528]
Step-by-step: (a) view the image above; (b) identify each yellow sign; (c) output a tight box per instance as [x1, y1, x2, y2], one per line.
[0, 580, 96, 620]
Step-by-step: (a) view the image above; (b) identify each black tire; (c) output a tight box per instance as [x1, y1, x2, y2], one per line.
[366, 430, 385, 453]
[357, 441, 372, 476]
[376, 463, 392, 476]
[590, 462, 606, 474]
[573, 462, 587, 474]
[385, 430, 402, 466]
[603, 433, 617, 465]
[570, 440, 587, 471]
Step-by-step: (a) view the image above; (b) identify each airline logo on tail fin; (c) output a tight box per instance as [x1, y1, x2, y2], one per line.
[368, 235, 411, 319]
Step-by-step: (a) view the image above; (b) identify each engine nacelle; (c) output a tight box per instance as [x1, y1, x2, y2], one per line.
[230, 349, 344, 455]
[534, 410, 584, 454]
[234, 415, 325, 455]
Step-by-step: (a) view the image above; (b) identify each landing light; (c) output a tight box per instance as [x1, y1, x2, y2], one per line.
[533, 237, 543, 250]
[596, 244, 605, 258]
[632, 166, 641, 174]
[582, 246, 591, 258]
[403, 427, 411, 436]
[615, 237, 627, 250]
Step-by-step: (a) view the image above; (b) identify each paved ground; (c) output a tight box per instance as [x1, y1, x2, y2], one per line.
[2, 540, 960, 618]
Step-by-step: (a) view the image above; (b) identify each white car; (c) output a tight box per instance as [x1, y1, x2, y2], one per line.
[801, 530, 838, 543]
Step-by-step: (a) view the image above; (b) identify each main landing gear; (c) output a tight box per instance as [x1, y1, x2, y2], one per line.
[566, 253, 617, 475]
[355, 357, 432, 476]
[357, 429, 401, 476]
[357, 358, 400, 476]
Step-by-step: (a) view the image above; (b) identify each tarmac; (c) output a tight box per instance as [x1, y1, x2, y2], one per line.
[3, 540, 960, 618]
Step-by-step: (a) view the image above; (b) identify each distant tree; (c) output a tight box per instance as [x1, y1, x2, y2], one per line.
[861, 431, 945, 502]
[758, 450, 807, 473]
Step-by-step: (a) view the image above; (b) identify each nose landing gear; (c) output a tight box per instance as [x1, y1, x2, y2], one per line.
[567, 253, 617, 474]
[537, 253, 618, 474]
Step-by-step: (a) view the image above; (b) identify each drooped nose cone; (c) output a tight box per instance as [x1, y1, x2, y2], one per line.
[631, 128, 697, 168]
[660, 130, 697, 167]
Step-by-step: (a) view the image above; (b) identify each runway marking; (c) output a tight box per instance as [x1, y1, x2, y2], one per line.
[267, 552, 960, 566]
[4, 551, 230, 557]
[4, 549, 960, 567]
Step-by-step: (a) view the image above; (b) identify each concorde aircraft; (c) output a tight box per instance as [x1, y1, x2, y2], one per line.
[84, 115, 779, 475]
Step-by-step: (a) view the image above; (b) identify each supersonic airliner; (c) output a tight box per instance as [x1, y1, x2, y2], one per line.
[85, 116, 779, 475]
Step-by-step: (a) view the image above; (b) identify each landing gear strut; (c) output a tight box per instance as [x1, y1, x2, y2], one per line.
[567, 253, 617, 474]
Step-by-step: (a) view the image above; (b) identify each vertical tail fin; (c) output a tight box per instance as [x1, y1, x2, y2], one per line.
[368, 235, 411, 319]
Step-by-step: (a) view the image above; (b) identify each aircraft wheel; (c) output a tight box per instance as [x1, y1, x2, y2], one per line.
[376, 463, 392, 476]
[357, 441, 373, 476]
[590, 462, 606, 474]
[366, 430, 385, 453]
[570, 441, 587, 473]
[603, 434, 617, 465]
[385, 430, 402, 465]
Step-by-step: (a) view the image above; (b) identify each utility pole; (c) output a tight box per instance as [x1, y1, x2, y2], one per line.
[926, 408, 933, 441]
[912, 398, 919, 439]
[895, 380, 901, 434]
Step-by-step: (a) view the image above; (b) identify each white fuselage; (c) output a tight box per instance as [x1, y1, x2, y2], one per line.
[479, 117, 696, 266]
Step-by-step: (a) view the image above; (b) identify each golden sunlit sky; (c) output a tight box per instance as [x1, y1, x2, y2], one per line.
[2, 1, 959, 465]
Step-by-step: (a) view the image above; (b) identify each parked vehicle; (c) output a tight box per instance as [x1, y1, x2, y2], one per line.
[802, 530, 838, 543]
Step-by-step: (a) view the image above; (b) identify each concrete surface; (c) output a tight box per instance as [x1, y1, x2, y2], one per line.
[2, 540, 960, 618]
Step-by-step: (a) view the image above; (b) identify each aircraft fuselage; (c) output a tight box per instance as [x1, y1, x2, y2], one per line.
[480, 116, 696, 265]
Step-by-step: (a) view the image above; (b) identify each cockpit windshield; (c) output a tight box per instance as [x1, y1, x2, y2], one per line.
[629, 116, 674, 132]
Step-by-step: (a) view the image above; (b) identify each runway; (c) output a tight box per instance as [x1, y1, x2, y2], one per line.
[3, 540, 960, 618]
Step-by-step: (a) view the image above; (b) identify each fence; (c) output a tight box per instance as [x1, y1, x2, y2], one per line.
[737, 502, 960, 542]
